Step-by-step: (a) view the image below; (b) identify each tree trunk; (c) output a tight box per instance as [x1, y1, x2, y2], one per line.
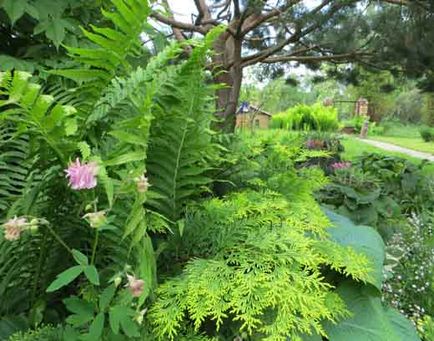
[212, 33, 243, 132]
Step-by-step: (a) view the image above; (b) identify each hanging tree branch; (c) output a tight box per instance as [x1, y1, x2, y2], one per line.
[240, 1, 301, 36]
[261, 51, 371, 63]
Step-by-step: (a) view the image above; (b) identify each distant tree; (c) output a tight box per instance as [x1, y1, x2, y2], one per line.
[240, 77, 316, 113]
[151, 0, 413, 130]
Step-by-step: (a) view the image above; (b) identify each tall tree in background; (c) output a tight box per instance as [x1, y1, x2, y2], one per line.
[151, 0, 411, 130]
[370, 0, 434, 91]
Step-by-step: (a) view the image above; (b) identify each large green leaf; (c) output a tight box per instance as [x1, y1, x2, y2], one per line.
[46, 266, 83, 292]
[384, 307, 421, 341]
[44, 18, 68, 49]
[0, 316, 28, 340]
[324, 282, 420, 341]
[2, 0, 27, 25]
[83, 265, 100, 286]
[325, 209, 384, 290]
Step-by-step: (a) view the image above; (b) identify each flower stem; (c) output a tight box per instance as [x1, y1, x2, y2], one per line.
[91, 229, 100, 265]
[45, 224, 72, 254]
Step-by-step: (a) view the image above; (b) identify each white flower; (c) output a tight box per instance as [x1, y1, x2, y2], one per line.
[83, 211, 106, 228]
[3, 216, 27, 241]
[135, 175, 150, 193]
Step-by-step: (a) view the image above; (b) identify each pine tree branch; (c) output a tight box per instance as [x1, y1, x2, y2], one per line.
[381, 0, 410, 5]
[150, 3, 207, 36]
[260, 51, 370, 64]
[194, 0, 215, 26]
[380, 0, 429, 10]
[241, 33, 301, 67]
[151, 11, 206, 34]
[233, 0, 241, 18]
[240, 1, 301, 36]
[151, 1, 199, 53]
[240, 0, 349, 68]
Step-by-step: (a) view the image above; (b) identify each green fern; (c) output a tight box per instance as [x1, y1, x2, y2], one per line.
[0, 126, 37, 214]
[86, 42, 183, 124]
[0, 71, 78, 163]
[52, 0, 151, 92]
[145, 28, 225, 222]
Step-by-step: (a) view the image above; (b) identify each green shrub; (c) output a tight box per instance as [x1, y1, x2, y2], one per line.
[8, 325, 62, 341]
[318, 153, 434, 239]
[340, 115, 369, 134]
[383, 215, 434, 326]
[271, 103, 339, 132]
[420, 127, 434, 142]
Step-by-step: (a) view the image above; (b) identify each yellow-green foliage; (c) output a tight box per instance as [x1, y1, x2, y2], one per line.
[148, 146, 372, 340]
[271, 103, 339, 132]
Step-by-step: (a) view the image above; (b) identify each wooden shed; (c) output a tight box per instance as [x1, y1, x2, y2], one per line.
[236, 102, 272, 129]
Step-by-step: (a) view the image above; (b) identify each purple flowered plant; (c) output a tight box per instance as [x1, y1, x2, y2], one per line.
[331, 161, 352, 170]
[305, 139, 324, 150]
[65, 158, 98, 190]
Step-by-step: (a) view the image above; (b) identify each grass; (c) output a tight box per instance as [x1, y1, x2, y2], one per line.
[341, 136, 434, 175]
[367, 121, 434, 154]
[369, 136, 434, 154]
[375, 122, 423, 138]
[342, 136, 421, 161]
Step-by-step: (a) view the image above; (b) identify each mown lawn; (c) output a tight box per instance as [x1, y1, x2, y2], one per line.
[369, 136, 434, 154]
[367, 122, 434, 154]
[341, 136, 434, 175]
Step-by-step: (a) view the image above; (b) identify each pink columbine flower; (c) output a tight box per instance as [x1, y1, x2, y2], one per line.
[331, 161, 352, 170]
[3, 216, 27, 241]
[65, 158, 98, 190]
[125, 274, 145, 297]
[135, 174, 150, 193]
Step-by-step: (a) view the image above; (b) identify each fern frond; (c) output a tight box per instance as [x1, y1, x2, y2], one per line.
[87, 42, 182, 124]
[51, 0, 151, 93]
[0, 71, 78, 163]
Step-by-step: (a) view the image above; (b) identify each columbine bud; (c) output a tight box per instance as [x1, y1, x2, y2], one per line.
[113, 275, 122, 288]
[134, 175, 149, 193]
[2, 216, 27, 241]
[83, 211, 106, 228]
[135, 308, 148, 325]
[125, 274, 145, 297]
[29, 218, 39, 233]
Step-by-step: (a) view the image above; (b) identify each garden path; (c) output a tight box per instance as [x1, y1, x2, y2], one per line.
[358, 138, 434, 162]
